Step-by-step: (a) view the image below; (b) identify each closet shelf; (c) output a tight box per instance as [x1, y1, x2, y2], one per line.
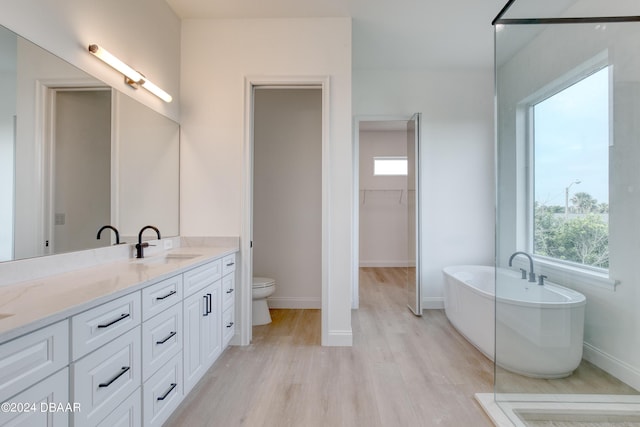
[360, 189, 411, 204]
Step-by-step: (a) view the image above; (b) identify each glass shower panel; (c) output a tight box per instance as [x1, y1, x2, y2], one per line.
[494, 1, 640, 423]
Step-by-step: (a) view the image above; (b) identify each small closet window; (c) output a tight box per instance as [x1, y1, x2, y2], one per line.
[373, 157, 407, 176]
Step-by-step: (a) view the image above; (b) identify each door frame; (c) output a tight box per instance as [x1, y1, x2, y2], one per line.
[352, 114, 418, 310]
[37, 78, 111, 255]
[241, 76, 330, 346]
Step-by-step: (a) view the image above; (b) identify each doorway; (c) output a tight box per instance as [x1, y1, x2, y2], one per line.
[45, 88, 112, 254]
[354, 115, 421, 314]
[242, 77, 329, 346]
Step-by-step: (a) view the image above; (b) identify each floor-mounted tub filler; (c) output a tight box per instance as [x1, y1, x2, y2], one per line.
[442, 265, 586, 379]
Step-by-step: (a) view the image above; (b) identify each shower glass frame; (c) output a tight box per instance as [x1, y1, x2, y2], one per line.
[493, 0, 640, 424]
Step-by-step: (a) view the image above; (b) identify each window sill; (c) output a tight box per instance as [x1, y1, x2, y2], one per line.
[511, 256, 619, 291]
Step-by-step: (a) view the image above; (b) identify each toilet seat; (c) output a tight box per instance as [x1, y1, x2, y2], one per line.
[252, 277, 276, 289]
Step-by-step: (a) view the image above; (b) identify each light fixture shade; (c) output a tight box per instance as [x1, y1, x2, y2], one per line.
[141, 79, 173, 103]
[88, 43, 172, 103]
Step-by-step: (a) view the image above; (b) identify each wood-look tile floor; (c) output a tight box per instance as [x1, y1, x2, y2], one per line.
[165, 267, 635, 427]
[166, 267, 494, 426]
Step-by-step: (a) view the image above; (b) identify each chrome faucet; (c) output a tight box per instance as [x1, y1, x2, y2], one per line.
[97, 225, 120, 245]
[508, 251, 537, 283]
[136, 225, 161, 258]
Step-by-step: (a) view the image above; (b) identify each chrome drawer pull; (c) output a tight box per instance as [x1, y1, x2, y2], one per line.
[156, 331, 177, 345]
[203, 295, 209, 316]
[99, 366, 130, 388]
[226, 261, 235, 267]
[226, 289, 234, 294]
[156, 290, 177, 301]
[97, 313, 130, 328]
[157, 383, 177, 401]
[207, 293, 212, 314]
[226, 322, 234, 328]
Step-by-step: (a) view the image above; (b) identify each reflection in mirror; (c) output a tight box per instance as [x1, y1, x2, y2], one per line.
[0, 25, 179, 262]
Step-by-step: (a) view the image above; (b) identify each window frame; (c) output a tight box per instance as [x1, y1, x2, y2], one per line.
[522, 56, 613, 280]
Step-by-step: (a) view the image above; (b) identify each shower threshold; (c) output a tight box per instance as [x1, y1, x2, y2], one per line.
[476, 393, 640, 427]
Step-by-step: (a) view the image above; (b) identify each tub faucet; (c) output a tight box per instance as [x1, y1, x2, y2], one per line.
[136, 225, 161, 258]
[97, 225, 120, 245]
[508, 251, 536, 283]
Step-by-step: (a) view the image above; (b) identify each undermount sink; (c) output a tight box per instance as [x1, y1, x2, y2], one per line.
[134, 253, 200, 265]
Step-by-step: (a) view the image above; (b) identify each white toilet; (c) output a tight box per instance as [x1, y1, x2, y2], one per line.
[252, 277, 276, 325]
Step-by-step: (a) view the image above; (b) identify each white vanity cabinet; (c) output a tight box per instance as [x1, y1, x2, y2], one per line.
[0, 247, 238, 427]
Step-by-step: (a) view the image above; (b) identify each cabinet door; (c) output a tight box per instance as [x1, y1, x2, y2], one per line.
[203, 281, 221, 366]
[0, 368, 69, 427]
[182, 281, 222, 394]
[182, 290, 207, 394]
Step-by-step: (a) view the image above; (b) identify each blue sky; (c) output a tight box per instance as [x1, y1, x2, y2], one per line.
[534, 67, 609, 207]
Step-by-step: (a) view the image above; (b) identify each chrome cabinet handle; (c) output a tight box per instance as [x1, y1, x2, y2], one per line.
[156, 331, 177, 345]
[226, 261, 235, 267]
[226, 289, 234, 294]
[156, 290, 177, 301]
[226, 322, 234, 328]
[99, 366, 130, 388]
[157, 383, 177, 401]
[203, 295, 209, 316]
[97, 313, 130, 328]
[207, 293, 212, 314]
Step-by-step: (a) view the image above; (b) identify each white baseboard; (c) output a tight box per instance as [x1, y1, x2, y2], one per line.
[324, 329, 353, 346]
[359, 261, 415, 267]
[583, 342, 640, 391]
[267, 297, 321, 309]
[422, 297, 444, 309]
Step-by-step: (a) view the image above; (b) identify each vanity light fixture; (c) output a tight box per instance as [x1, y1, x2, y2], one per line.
[88, 44, 172, 103]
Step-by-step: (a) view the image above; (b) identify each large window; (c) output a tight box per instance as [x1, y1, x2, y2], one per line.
[532, 66, 610, 269]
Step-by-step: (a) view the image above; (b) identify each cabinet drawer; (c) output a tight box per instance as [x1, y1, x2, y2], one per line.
[0, 368, 69, 427]
[72, 326, 141, 426]
[183, 260, 221, 297]
[72, 292, 141, 360]
[221, 273, 235, 312]
[222, 253, 236, 276]
[0, 320, 69, 404]
[96, 388, 141, 427]
[142, 275, 182, 322]
[143, 353, 183, 427]
[222, 306, 234, 348]
[142, 303, 182, 382]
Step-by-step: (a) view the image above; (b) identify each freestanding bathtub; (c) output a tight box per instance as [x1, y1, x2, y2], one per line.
[442, 265, 586, 378]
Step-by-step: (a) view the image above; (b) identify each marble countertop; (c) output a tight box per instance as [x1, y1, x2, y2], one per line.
[0, 246, 237, 343]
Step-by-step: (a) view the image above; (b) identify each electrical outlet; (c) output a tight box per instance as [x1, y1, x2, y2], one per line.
[163, 239, 173, 250]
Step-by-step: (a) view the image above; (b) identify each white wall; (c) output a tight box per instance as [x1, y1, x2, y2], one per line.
[0, 0, 180, 121]
[253, 89, 322, 309]
[180, 18, 352, 345]
[354, 69, 495, 308]
[496, 20, 640, 390]
[359, 129, 409, 267]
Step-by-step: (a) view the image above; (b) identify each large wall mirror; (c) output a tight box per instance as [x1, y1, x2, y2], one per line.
[0, 24, 179, 262]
